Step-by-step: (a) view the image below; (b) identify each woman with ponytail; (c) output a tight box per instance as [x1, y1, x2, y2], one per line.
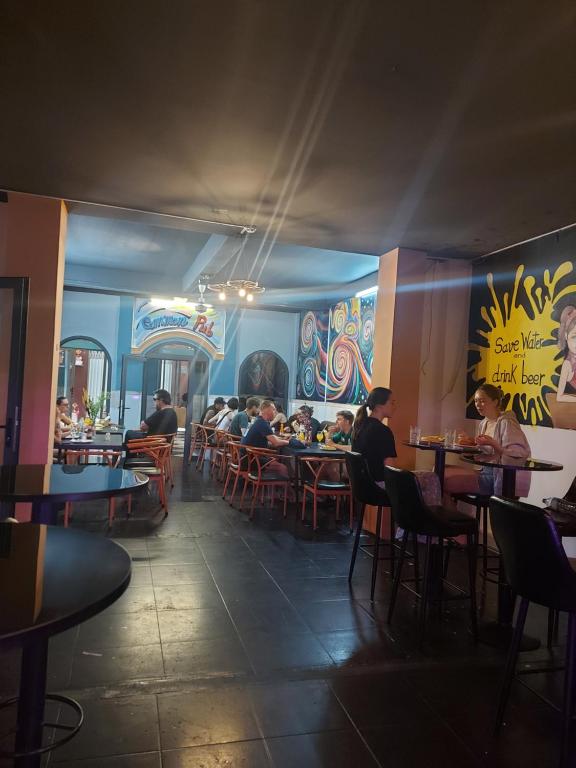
[352, 387, 397, 482]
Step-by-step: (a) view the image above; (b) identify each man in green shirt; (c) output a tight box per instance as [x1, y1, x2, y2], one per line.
[327, 410, 354, 445]
[229, 397, 261, 436]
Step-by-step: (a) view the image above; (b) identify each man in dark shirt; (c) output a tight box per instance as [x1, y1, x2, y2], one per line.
[229, 397, 260, 437]
[241, 400, 291, 477]
[125, 389, 178, 445]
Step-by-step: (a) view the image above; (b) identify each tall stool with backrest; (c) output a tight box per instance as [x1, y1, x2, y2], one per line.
[384, 465, 478, 646]
[490, 497, 576, 768]
[345, 451, 397, 601]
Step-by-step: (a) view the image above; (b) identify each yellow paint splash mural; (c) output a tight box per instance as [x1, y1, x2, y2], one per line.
[468, 259, 576, 428]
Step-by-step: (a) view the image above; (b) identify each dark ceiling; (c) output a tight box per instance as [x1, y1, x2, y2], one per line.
[1, 1, 575, 258]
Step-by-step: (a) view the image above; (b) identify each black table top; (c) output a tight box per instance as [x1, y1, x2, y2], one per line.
[56, 433, 124, 451]
[403, 440, 482, 455]
[0, 464, 148, 503]
[460, 454, 564, 472]
[281, 444, 348, 459]
[0, 525, 131, 644]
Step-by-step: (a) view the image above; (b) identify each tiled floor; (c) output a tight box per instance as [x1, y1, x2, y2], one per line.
[0, 458, 571, 766]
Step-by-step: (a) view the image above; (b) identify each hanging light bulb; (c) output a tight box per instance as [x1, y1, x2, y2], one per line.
[247, 293, 254, 302]
[238, 287, 247, 298]
[218, 291, 226, 301]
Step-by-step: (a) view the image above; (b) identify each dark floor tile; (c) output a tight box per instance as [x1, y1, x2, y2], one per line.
[296, 599, 376, 633]
[283, 576, 370, 602]
[77, 611, 161, 649]
[153, 583, 224, 611]
[249, 680, 348, 738]
[240, 629, 333, 674]
[362, 721, 481, 767]
[224, 597, 310, 634]
[266, 730, 379, 768]
[70, 644, 164, 687]
[214, 575, 284, 602]
[331, 672, 438, 728]
[161, 636, 252, 677]
[151, 563, 213, 586]
[47, 646, 76, 689]
[105, 586, 157, 614]
[318, 626, 408, 666]
[157, 688, 259, 749]
[53, 695, 159, 762]
[56, 752, 161, 767]
[157, 607, 236, 643]
[129, 567, 153, 586]
[146, 548, 205, 566]
[162, 740, 271, 767]
[208, 559, 268, 579]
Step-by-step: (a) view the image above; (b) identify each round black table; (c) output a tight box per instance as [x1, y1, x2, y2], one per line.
[460, 453, 563, 650]
[0, 525, 132, 766]
[0, 465, 149, 525]
[460, 454, 563, 498]
[403, 440, 482, 493]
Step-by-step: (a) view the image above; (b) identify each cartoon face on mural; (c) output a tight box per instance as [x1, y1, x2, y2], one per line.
[467, 250, 576, 427]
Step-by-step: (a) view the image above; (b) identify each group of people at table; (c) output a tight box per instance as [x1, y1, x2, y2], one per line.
[54, 379, 532, 502]
[198, 382, 532, 502]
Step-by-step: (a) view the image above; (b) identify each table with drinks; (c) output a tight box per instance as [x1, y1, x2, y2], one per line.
[404, 425, 481, 492]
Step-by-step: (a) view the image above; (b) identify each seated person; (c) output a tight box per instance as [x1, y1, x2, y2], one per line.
[208, 397, 239, 431]
[327, 410, 354, 446]
[270, 404, 288, 431]
[286, 405, 321, 441]
[241, 400, 291, 478]
[445, 383, 531, 498]
[230, 397, 260, 436]
[56, 396, 72, 437]
[200, 397, 225, 425]
[125, 389, 178, 445]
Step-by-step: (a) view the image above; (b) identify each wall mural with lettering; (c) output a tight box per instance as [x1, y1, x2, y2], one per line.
[132, 300, 226, 359]
[296, 310, 329, 401]
[296, 295, 375, 405]
[467, 226, 576, 429]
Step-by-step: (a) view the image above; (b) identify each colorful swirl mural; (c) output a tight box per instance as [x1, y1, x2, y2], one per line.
[326, 297, 374, 404]
[296, 310, 329, 401]
[296, 297, 375, 405]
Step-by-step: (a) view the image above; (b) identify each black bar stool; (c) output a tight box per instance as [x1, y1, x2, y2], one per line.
[345, 451, 402, 601]
[383, 466, 478, 646]
[490, 497, 576, 768]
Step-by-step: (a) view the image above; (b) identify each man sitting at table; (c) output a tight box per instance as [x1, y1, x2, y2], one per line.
[327, 410, 354, 446]
[241, 400, 291, 478]
[125, 389, 178, 445]
[230, 397, 260, 437]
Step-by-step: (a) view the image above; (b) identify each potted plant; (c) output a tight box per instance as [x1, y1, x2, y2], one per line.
[82, 389, 109, 431]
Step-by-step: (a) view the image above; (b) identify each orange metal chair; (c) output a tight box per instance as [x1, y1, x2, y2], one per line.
[300, 456, 353, 530]
[241, 447, 290, 520]
[222, 440, 250, 506]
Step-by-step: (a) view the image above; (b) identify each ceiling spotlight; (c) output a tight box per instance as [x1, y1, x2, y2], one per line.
[218, 291, 226, 301]
[238, 287, 247, 298]
[247, 293, 254, 302]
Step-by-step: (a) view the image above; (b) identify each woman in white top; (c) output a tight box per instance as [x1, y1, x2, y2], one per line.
[453, 383, 531, 497]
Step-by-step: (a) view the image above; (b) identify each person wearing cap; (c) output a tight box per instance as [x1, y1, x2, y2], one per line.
[201, 397, 226, 425]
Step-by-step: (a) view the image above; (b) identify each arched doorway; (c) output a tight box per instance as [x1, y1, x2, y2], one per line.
[119, 341, 210, 430]
[58, 336, 112, 418]
[237, 350, 289, 411]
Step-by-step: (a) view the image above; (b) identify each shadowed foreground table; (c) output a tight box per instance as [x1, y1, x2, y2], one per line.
[0, 525, 131, 767]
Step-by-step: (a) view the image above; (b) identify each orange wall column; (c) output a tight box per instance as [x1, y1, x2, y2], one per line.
[364, 247, 428, 533]
[0, 193, 67, 466]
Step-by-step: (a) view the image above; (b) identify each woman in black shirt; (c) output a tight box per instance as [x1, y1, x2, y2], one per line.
[351, 387, 397, 482]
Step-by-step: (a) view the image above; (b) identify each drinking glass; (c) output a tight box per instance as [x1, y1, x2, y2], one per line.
[444, 429, 457, 448]
[316, 431, 324, 443]
[409, 425, 421, 444]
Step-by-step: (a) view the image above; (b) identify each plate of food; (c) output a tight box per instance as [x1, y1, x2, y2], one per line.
[318, 444, 338, 451]
[419, 435, 445, 445]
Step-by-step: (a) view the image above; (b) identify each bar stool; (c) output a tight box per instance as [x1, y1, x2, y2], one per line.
[345, 452, 398, 601]
[489, 497, 576, 768]
[384, 465, 478, 646]
[451, 492, 498, 582]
